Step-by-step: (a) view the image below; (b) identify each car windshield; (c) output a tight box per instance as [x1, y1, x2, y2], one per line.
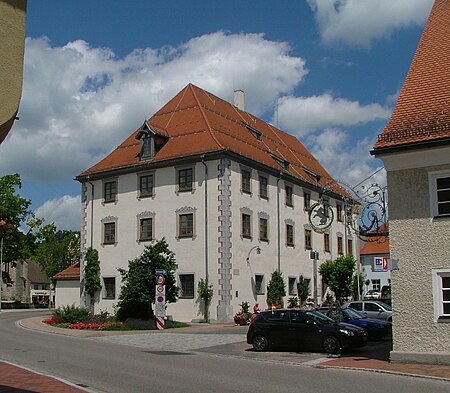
[342, 307, 365, 319]
[305, 310, 334, 324]
[377, 302, 392, 311]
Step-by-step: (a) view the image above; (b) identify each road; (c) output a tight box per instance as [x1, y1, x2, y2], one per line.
[0, 310, 448, 393]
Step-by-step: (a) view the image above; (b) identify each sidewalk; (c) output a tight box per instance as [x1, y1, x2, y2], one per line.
[4, 315, 449, 393]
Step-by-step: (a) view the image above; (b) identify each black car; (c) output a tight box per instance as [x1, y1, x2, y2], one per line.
[316, 307, 392, 339]
[246, 309, 368, 354]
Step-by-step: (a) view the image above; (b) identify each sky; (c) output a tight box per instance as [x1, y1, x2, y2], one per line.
[0, 0, 435, 231]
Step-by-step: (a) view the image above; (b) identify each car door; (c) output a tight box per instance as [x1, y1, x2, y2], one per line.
[288, 310, 320, 350]
[264, 310, 290, 347]
[364, 302, 385, 319]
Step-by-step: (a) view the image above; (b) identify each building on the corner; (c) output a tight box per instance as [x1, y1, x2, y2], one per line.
[371, 0, 450, 364]
[75, 83, 356, 322]
[53, 262, 81, 309]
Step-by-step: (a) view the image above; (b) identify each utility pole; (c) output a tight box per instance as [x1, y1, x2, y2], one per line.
[310, 250, 319, 307]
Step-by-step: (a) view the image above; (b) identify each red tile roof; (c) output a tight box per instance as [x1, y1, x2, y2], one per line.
[77, 84, 346, 196]
[360, 237, 390, 255]
[53, 262, 80, 280]
[373, 0, 450, 152]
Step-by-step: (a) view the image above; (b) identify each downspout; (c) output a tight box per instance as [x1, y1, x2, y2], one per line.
[201, 156, 209, 320]
[81, 179, 95, 308]
[277, 173, 282, 272]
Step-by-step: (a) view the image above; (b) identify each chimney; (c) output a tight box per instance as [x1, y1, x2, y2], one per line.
[234, 89, 245, 111]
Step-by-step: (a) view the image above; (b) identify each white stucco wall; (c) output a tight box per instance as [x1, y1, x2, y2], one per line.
[381, 146, 450, 363]
[80, 157, 354, 322]
[55, 280, 80, 309]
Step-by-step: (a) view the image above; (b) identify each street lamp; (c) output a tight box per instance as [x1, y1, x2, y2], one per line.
[246, 246, 261, 263]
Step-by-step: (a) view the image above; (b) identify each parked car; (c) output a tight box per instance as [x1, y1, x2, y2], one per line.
[246, 309, 368, 354]
[364, 289, 381, 299]
[343, 300, 392, 321]
[316, 307, 391, 339]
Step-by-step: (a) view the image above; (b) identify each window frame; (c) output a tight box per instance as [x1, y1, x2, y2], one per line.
[429, 170, 450, 218]
[304, 191, 311, 211]
[337, 235, 343, 255]
[285, 184, 293, 207]
[259, 174, 268, 200]
[103, 221, 116, 245]
[138, 172, 154, 198]
[241, 168, 252, 195]
[259, 217, 269, 242]
[242, 213, 252, 239]
[304, 228, 312, 250]
[178, 213, 194, 238]
[103, 179, 117, 203]
[432, 269, 450, 322]
[139, 217, 153, 242]
[179, 273, 195, 299]
[347, 238, 353, 256]
[177, 167, 194, 193]
[336, 203, 343, 222]
[255, 274, 265, 295]
[102, 277, 116, 299]
[288, 277, 297, 296]
[286, 223, 295, 247]
[324, 233, 330, 252]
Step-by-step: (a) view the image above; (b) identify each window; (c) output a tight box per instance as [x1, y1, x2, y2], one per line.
[178, 213, 194, 237]
[242, 213, 251, 238]
[178, 168, 193, 192]
[140, 136, 153, 159]
[104, 180, 117, 203]
[365, 302, 382, 312]
[103, 222, 116, 244]
[267, 310, 287, 322]
[286, 224, 294, 246]
[349, 302, 362, 311]
[304, 229, 312, 250]
[432, 269, 450, 321]
[259, 175, 268, 199]
[103, 277, 116, 299]
[34, 284, 39, 290]
[285, 185, 293, 207]
[139, 174, 154, 198]
[241, 169, 251, 194]
[255, 274, 265, 295]
[347, 239, 353, 256]
[324, 233, 330, 252]
[179, 274, 194, 298]
[337, 235, 343, 255]
[304, 191, 311, 210]
[336, 203, 343, 222]
[429, 171, 450, 217]
[288, 277, 297, 296]
[139, 218, 153, 241]
[371, 279, 381, 291]
[259, 218, 268, 242]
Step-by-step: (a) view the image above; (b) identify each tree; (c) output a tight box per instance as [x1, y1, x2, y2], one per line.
[84, 247, 101, 312]
[266, 270, 286, 307]
[297, 275, 310, 307]
[319, 255, 356, 305]
[0, 174, 38, 267]
[116, 239, 178, 321]
[33, 223, 80, 280]
[197, 278, 213, 322]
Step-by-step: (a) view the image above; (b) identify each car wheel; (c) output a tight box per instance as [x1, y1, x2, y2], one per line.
[322, 335, 340, 354]
[252, 335, 269, 352]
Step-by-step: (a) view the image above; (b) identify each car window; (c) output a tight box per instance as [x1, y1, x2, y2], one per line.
[349, 302, 362, 311]
[266, 310, 287, 322]
[342, 307, 364, 319]
[365, 303, 381, 312]
[305, 310, 334, 324]
[289, 310, 307, 323]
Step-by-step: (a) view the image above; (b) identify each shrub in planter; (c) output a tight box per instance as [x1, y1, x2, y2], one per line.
[53, 305, 90, 324]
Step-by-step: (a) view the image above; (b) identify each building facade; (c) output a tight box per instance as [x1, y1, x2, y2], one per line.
[76, 84, 355, 322]
[372, 0, 450, 364]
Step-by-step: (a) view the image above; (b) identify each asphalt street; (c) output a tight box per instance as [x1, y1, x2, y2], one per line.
[0, 310, 449, 393]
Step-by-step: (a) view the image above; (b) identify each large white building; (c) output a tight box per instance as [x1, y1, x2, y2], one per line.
[75, 84, 354, 322]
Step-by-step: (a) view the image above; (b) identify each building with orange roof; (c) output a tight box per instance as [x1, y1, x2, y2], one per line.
[372, 0, 450, 364]
[53, 262, 81, 309]
[73, 84, 356, 322]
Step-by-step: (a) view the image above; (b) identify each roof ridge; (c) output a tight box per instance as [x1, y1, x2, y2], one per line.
[189, 84, 224, 150]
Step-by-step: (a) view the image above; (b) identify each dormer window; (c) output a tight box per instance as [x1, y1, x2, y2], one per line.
[135, 120, 162, 161]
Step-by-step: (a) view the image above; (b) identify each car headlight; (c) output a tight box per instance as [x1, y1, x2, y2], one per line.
[339, 329, 354, 336]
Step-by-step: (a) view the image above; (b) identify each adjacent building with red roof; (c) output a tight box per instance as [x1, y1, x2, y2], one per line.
[372, 0, 450, 365]
[72, 83, 356, 322]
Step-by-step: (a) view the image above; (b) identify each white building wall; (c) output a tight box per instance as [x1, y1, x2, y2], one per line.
[55, 281, 80, 309]
[81, 157, 354, 322]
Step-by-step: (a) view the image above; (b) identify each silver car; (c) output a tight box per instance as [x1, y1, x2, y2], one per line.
[343, 300, 392, 321]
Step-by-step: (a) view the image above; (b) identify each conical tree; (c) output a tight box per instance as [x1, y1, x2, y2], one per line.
[84, 247, 101, 312]
[266, 270, 286, 308]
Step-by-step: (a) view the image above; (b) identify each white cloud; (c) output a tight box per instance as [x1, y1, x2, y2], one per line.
[306, 128, 384, 188]
[0, 32, 307, 182]
[35, 195, 81, 231]
[308, 0, 434, 47]
[276, 94, 390, 136]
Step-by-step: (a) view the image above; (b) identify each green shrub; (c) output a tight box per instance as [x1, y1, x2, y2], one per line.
[53, 305, 90, 324]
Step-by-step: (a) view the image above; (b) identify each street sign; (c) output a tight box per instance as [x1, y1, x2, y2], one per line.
[155, 269, 167, 275]
[373, 257, 388, 272]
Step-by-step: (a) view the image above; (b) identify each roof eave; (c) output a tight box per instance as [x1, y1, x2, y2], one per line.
[371, 137, 450, 156]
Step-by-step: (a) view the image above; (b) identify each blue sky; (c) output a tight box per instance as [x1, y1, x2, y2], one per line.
[0, 0, 434, 230]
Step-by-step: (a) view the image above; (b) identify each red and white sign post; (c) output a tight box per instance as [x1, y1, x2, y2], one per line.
[155, 270, 166, 330]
